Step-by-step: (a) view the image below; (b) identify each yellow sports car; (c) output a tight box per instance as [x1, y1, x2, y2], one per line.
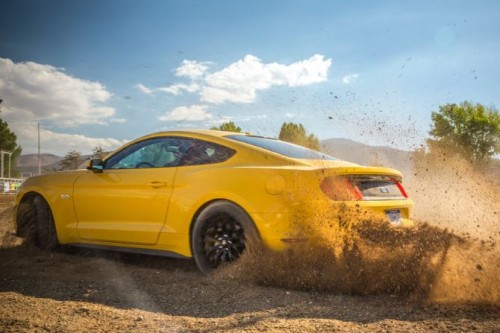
[15, 130, 413, 274]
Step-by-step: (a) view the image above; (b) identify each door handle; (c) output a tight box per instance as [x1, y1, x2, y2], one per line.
[147, 181, 168, 188]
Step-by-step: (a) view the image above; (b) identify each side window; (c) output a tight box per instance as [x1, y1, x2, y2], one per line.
[105, 137, 191, 169]
[179, 140, 236, 166]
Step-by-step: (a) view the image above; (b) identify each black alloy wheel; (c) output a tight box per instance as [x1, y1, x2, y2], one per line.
[201, 214, 245, 267]
[192, 201, 258, 275]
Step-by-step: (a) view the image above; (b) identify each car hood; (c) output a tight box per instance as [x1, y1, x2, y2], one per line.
[22, 169, 87, 186]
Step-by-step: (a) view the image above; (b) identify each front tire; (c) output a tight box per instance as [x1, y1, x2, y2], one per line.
[33, 196, 59, 251]
[191, 201, 259, 275]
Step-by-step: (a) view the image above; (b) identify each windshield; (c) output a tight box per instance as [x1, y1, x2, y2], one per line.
[226, 135, 337, 160]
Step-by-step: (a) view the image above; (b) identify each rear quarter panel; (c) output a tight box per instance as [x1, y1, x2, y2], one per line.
[157, 163, 303, 255]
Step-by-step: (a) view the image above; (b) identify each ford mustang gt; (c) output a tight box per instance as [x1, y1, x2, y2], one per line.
[15, 130, 413, 274]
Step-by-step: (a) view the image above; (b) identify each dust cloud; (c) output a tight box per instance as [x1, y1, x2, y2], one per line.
[408, 149, 499, 305]
[408, 148, 499, 241]
[216, 151, 499, 306]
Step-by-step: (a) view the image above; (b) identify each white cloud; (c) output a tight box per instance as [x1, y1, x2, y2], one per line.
[175, 60, 210, 79]
[10, 122, 127, 155]
[237, 114, 269, 122]
[160, 54, 332, 104]
[200, 54, 332, 104]
[155, 54, 332, 124]
[110, 118, 126, 124]
[0, 58, 127, 155]
[207, 116, 234, 125]
[157, 83, 200, 95]
[0, 58, 115, 127]
[158, 104, 212, 121]
[342, 73, 359, 84]
[285, 112, 296, 118]
[135, 83, 153, 94]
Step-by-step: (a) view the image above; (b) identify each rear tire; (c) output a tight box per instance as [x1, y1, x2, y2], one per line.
[33, 196, 59, 251]
[191, 201, 259, 275]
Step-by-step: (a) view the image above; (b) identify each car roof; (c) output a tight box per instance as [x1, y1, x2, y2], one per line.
[105, 129, 397, 172]
[138, 129, 262, 142]
[151, 129, 249, 137]
[119, 129, 258, 155]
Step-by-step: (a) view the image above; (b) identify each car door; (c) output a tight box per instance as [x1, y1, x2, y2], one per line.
[73, 137, 191, 245]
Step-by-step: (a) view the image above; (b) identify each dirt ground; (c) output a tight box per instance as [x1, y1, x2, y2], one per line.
[1, 195, 499, 332]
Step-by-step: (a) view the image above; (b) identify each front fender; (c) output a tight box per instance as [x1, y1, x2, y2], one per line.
[16, 171, 86, 243]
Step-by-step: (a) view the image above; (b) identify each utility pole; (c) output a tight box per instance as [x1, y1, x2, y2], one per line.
[38, 122, 41, 175]
[0, 151, 12, 178]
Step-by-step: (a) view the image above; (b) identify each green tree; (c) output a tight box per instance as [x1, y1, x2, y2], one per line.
[92, 146, 107, 159]
[278, 122, 320, 150]
[210, 121, 242, 133]
[61, 150, 82, 170]
[428, 101, 500, 165]
[0, 107, 22, 177]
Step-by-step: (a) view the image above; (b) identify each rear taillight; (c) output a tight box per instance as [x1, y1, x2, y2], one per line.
[390, 177, 409, 198]
[320, 177, 363, 201]
[321, 175, 409, 201]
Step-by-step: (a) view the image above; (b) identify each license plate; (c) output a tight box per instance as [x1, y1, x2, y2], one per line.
[386, 209, 402, 225]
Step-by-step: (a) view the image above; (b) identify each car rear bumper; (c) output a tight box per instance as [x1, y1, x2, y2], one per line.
[251, 198, 414, 251]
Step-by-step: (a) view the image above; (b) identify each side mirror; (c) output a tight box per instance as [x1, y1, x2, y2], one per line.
[86, 159, 104, 173]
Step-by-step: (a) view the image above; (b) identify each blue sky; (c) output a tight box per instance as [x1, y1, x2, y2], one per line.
[1, 0, 499, 155]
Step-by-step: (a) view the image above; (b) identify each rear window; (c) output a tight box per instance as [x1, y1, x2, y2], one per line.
[226, 135, 337, 160]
